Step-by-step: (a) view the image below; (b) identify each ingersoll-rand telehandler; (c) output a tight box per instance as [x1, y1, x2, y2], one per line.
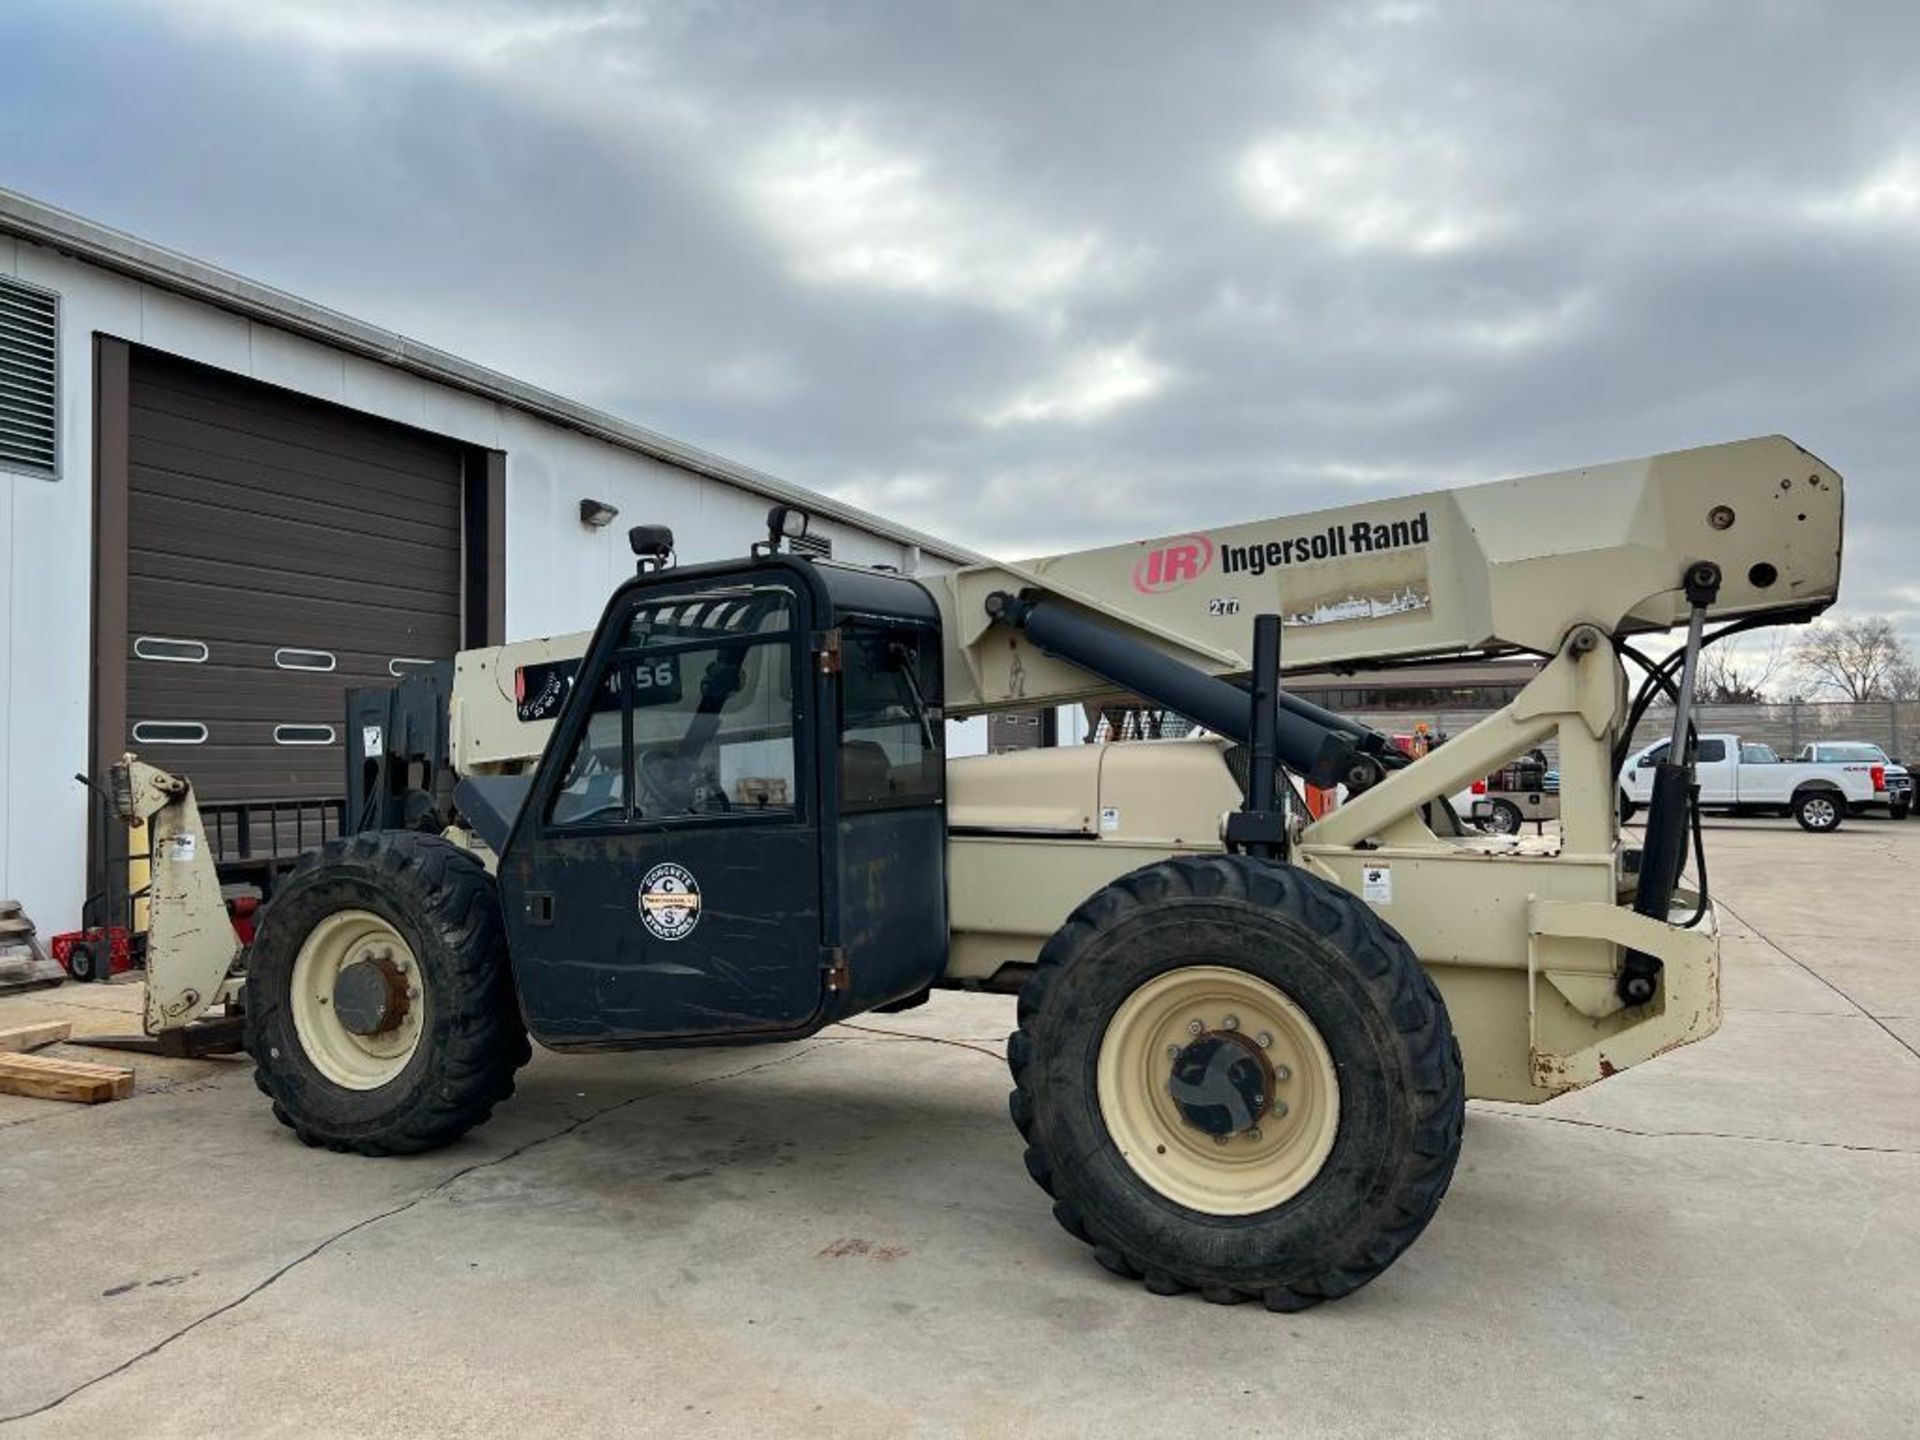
[114, 435, 1842, 1311]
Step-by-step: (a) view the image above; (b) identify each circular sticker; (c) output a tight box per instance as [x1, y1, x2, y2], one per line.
[638, 862, 702, 942]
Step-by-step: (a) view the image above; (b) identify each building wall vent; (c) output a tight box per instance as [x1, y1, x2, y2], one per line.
[0, 276, 58, 477]
[790, 531, 832, 559]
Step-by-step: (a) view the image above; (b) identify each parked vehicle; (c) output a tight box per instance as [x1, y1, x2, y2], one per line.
[1465, 753, 1558, 834]
[1618, 733, 1890, 832]
[1794, 742, 1911, 819]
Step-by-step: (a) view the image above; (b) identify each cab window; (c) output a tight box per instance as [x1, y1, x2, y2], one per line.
[548, 583, 802, 826]
[551, 702, 626, 826]
[840, 622, 943, 810]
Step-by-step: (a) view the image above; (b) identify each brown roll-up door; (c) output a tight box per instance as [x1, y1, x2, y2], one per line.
[124, 350, 465, 802]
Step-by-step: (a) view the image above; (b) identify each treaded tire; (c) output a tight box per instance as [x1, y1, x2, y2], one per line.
[1618, 792, 1638, 824]
[1792, 790, 1843, 833]
[1008, 854, 1464, 1310]
[245, 830, 530, 1155]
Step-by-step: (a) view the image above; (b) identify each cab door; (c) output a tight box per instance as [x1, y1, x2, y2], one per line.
[498, 575, 829, 1047]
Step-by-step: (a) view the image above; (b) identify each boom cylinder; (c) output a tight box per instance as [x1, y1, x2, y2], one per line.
[984, 592, 1382, 791]
[1622, 562, 1722, 1005]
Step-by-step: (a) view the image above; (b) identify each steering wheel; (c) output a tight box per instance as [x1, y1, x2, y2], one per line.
[638, 749, 730, 816]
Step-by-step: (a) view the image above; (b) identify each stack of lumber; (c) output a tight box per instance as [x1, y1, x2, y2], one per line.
[0, 1022, 135, 1103]
[0, 901, 66, 995]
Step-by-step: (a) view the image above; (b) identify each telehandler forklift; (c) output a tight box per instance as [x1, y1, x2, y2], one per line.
[115, 435, 1843, 1310]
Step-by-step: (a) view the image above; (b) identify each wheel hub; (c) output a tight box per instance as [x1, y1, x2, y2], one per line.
[1097, 965, 1341, 1215]
[332, 952, 412, 1036]
[290, 910, 427, 1090]
[1167, 1030, 1275, 1136]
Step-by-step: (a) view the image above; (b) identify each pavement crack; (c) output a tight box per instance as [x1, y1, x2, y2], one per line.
[1477, 1107, 1920, 1156]
[0, 1041, 837, 1426]
[1715, 895, 1920, 1065]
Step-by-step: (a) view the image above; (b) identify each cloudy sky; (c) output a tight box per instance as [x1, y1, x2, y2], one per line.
[4, 0, 1916, 652]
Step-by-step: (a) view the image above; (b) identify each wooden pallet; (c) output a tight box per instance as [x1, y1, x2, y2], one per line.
[0, 1021, 73, 1053]
[0, 1041, 134, 1104]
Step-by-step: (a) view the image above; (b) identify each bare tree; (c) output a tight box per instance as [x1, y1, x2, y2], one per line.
[1889, 656, 1920, 703]
[1696, 631, 1784, 704]
[1790, 616, 1914, 701]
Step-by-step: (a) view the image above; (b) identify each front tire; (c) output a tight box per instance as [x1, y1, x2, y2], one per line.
[1008, 855, 1464, 1310]
[1619, 792, 1638, 824]
[1793, 791, 1844, 833]
[245, 831, 530, 1155]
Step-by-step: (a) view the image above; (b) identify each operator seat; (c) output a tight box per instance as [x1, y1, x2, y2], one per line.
[842, 740, 895, 805]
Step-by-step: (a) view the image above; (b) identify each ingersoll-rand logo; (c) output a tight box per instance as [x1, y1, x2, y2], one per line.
[1131, 535, 1215, 593]
[1131, 513, 1431, 594]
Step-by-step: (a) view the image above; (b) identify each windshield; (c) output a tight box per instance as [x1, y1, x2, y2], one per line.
[1818, 744, 1888, 763]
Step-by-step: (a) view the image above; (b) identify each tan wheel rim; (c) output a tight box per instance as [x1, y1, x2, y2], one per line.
[289, 909, 426, 1090]
[1097, 965, 1339, 1216]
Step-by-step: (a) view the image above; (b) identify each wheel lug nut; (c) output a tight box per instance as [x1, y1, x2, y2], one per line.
[1272, 1100, 1289, 1118]
[1187, 1019, 1204, 1036]
[1212, 1134, 1229, 1147]
[1223, 1014, 1240, 1031]
[1274, 1064, 1291, 1082]
[1247, 1128, 1263, 1142]
[1166, 1045, 1180, 1060]
[1257, 1032, 1273, 1049]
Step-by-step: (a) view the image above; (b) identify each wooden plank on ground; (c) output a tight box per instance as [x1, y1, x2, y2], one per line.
[0, 1021, 73, 1053]
[0, 1051, 135, 1103]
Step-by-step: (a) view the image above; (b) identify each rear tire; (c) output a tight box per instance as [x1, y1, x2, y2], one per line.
[1793, 790, 1844, 833]
[66, 942, 97, 983]
[1008, 855, 1464, 1310]
[1618, 792, 1638, 824]
[245, 831, 530, 1155]
[1483, 798, 1524, 835]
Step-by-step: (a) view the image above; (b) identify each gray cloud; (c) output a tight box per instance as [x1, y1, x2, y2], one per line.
[6, 0, 1917, 643]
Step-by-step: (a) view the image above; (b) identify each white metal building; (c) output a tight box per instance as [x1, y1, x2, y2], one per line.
[0, 187, 978, 936]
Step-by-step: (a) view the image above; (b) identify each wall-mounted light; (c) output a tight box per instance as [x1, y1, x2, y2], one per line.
[579, 498, 620, 529]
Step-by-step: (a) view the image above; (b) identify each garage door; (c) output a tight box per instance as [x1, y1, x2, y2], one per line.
[124, 350, 465, 803]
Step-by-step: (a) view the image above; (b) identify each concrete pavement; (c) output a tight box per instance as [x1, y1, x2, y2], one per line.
[2, 817, 1916, 1438]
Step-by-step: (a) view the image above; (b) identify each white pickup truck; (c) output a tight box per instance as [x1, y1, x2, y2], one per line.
[1618, 733, 1895, 832]
[1795, 742, 1912, 819]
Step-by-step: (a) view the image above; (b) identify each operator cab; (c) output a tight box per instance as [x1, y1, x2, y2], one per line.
[478, 522, 948, 1050]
